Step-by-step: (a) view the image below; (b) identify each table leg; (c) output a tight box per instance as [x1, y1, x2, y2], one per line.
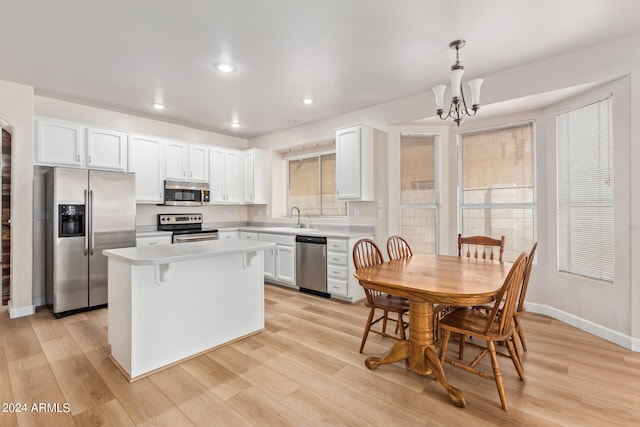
[365, 340, 409, 369]
[362, 299, 465, 407]
[425, 347, 466, 408]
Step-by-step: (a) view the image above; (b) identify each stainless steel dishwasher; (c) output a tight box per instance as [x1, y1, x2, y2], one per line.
[295, 235, 329, 298]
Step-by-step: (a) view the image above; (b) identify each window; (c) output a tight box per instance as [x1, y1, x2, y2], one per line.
[401, 134, 437, 254]
[459, 122, 536, 262]
[556, 97, 613, 282]
[288, 152, 346, 216]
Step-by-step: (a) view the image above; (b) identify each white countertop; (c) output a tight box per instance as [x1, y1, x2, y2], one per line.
[236, 226, 371, 239]
[103, 239, 275, 266]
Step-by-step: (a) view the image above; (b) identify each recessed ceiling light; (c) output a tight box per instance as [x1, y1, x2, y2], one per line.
[151, 103, 166, 110]
[230, 122, 240, 128]
[215, 62, 237, 73]
[302, 97, 313, 105]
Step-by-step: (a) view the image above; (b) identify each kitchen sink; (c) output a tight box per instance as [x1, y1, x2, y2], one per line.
[261, 227, 319, 233]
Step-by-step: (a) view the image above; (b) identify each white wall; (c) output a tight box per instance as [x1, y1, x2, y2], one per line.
[249, 34, 640, 349]
[0, 79, 35, 317]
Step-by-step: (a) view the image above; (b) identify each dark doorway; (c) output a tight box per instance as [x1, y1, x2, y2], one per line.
[2, 129, 10, 306]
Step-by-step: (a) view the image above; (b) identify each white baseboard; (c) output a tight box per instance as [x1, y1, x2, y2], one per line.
[32, 296, 46, 307]
[8, 300, 35, 319]
[527, 303, 640, 352]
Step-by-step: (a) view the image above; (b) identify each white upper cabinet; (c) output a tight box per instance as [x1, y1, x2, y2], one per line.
[34, 117, 84, 167]
[128, 134, 164, 204]
[165, 141, 209, 182]
[86, 127, 128, 171]
[210, 147, 242, 203]
[188, 144, 210, 182]
[35, 117, 129, 172]
[243, 148, 267, 204]
[164, 141, 189, 180]
[335, 124, 374, 201]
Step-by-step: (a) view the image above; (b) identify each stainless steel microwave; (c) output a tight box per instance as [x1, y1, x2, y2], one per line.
[163, 180, 210, 206]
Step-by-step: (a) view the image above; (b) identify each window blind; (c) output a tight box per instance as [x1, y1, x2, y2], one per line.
[459, 122, 536, 263]
[556, 97, 614, 282]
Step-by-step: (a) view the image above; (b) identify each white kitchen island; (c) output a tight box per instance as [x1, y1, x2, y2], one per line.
[103, 239, 275, 381]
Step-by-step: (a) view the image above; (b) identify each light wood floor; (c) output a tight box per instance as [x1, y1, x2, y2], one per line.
[1, 284, 639, 426]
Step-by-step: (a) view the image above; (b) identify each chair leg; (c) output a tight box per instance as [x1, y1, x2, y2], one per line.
[458, 334, 467, 360]
[505, 333, 525, 381]
[514, 316, 527, 351]
[487, 340, 508, 411]
[382, 310, 389, 335]
[511, 333, 523, 368]
[439, 330, 451, 364]
[359, 308, 376, 353]
[398, 312, 410, 370]
[397, 312, 406, 340]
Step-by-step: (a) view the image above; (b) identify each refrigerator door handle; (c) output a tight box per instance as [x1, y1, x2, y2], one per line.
[89, 190, 94, 255]
[84, 190, 89, 256]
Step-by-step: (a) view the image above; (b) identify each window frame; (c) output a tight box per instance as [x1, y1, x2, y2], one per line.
[555, 95, 614, 283]
[286, 149, 346, 217]
[399, 133, 440, 254]
[457, 120, 537, 262]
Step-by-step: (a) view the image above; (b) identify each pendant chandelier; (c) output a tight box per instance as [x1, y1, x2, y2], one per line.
[432, 40, 483, 126]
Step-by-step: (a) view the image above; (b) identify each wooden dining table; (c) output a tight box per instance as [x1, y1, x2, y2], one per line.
[353, 254, 511, 408]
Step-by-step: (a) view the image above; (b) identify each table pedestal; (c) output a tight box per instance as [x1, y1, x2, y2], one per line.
[365, 300, 466, 408]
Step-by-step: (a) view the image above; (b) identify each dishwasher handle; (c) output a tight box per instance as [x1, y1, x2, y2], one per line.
[295, 235, 327, 244]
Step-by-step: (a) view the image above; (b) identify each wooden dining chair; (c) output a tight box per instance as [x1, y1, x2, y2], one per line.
[513, 242, 538, 353]
[452, 233, 506, 357]
[353, 238, 409, 353]
[438, 252, 528, 411]
[386, 235, 413, 260]
[456, 241, 539, 361]
[458, 234, 505, 262]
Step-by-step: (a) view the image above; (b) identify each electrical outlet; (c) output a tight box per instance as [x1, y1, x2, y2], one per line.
[353, 208, 359, 217]
[257, 209, 263, 216]
[376, 200, 382, 208]
[377, 208, 383, 218]
[223, 209, 229, 216]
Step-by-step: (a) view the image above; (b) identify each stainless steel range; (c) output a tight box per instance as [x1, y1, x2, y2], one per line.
[157, 213, 219, 243]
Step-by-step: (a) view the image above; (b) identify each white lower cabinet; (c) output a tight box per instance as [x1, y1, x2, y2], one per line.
[239, 231, 258, 241]
[259, 233, 296, 287]
[327, 239, 349, 297]
[218, 230, 239, 240]
[136, 235, 173, 247]
[326, 237, 367, 301]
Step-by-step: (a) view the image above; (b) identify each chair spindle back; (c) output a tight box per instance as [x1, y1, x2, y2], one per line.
[387, 235, 413, 260]
[458, 234, 505, 262]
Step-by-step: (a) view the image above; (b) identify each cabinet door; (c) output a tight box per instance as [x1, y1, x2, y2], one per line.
[244, 148, 267, 204]
[86, 127, 127, 171]
[276, 245, 295, 285]
[243, 151, 255, 203]
[335, 126, 361, 200]
[209, 148, 226, 202]
[128, 134, 164, 203]
[188, 144, 210, 182]
[165, 141, 188, 180]
[224, 149, 243, 203]
[35, 118, 84, 166]
[263, 247, 276, 280]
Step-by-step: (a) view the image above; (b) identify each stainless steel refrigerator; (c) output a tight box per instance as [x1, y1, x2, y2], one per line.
[45, 167, 136, 317]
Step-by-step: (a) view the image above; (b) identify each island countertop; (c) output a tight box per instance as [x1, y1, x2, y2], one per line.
[103, 239, 275, 266]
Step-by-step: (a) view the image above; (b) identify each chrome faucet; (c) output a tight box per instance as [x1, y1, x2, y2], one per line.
[289, 206, 301, 228]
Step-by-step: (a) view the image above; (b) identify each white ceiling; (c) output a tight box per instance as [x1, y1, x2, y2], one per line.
[1, 0, 639, 139]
